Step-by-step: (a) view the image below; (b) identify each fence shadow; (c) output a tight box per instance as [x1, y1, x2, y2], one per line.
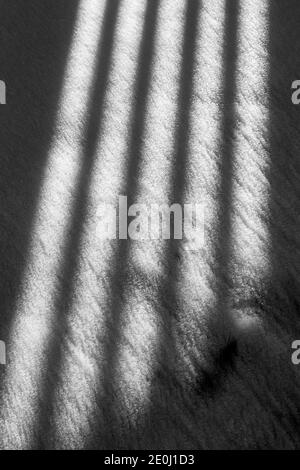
[6, 0, 300, 450]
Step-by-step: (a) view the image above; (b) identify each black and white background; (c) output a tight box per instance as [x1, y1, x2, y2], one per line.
[0, 0, 300, 450]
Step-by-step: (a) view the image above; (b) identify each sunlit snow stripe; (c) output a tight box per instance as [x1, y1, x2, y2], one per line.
[230, 0, 271, 287]
[226, 0, 270, 331]
[173, 0, 227, 381]
[44, 0, 149, 448]
[0, 0, 108, 449]
[103, 0, 189, 429]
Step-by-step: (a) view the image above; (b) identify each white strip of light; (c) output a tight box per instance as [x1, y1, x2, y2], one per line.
[0, 0, 108, 449]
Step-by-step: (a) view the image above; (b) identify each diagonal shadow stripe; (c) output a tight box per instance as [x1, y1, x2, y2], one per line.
[200, 0, 240, 395]
[268, 0, 300, 333]
[34, 0, 121, 449]
[265, 0, 300, 446]
[0, 0, 80, 411]
[87, 0, 160, 449]
[140, 0, 202, 448]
